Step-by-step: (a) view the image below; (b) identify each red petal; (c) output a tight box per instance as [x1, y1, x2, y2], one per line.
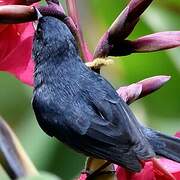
[78, 173, 87, 180]
[0, 22, 34, 85]
[158, 158, 180, 179]
[116, 162, 155, 180]
[175, 132, 180, 138]
[152, 158, 175, 180]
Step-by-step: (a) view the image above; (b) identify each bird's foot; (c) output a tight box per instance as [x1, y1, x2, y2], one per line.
[82, 161, 114, 180]
[81, 169, 116, 180]
[86, 170, 116, 180]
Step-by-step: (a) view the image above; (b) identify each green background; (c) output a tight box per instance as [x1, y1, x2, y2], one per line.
[0, 1, 180, 179]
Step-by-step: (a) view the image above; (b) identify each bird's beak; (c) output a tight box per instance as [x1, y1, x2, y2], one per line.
[33, 7, 42, 30]
[34, 7, 42, 20]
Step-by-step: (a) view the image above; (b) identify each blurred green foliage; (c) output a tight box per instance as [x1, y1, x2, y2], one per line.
[18, 172, 60, 180]
[0, 1, 180, 179]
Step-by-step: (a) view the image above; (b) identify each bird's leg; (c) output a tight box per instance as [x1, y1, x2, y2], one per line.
[86, 162, 114, 180]
[83, 158, 116, 180]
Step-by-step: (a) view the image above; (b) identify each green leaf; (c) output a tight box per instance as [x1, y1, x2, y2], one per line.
[18, 172, 60, 180]
[0, 165, 10, 180]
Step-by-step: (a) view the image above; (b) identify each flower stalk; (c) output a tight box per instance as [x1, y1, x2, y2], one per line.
[0, 117, 38, 178]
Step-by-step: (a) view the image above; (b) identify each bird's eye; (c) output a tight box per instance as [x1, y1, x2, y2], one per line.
[37, 28, 42, 34]
[36, 27, 44, 40]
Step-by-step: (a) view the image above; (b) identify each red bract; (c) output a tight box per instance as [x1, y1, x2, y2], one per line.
[78, 173, 87, 180]
[116, 159, 180, 180]
[116, 161, 155, 180]
[0, 0, 34, 86]
[116, 132, 180, 180]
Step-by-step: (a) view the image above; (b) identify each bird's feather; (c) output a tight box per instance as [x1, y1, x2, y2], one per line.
[32, 16, 180, 172]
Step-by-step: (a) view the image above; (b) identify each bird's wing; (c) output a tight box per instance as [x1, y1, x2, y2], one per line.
[63, 68, 155, 170]
[62, 85, 154, 172]
[62, 92, 142, 171]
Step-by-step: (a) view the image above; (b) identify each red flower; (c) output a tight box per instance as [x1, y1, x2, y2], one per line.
[0, 0, 35, 86]
[116, 161, 155, 180]
[116, 158, 180, 180]
[116, 132, 180, 180]
[78, 173, 87, 180]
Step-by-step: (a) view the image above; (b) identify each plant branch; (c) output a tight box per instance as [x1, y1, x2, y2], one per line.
[0, 117, 38, 179]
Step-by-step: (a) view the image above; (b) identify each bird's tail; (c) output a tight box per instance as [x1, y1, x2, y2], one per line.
[142, 128, 180, 162]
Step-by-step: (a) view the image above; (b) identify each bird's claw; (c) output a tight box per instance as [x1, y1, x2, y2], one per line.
[81, 169, 116, 180]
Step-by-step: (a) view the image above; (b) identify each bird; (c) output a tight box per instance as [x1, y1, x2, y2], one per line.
[32, 15, 180, 173]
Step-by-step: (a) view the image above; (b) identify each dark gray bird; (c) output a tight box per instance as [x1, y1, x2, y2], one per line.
[32, 16, 180, 172]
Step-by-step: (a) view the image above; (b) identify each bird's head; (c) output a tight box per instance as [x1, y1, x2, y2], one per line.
[33, 16, 78, 63]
